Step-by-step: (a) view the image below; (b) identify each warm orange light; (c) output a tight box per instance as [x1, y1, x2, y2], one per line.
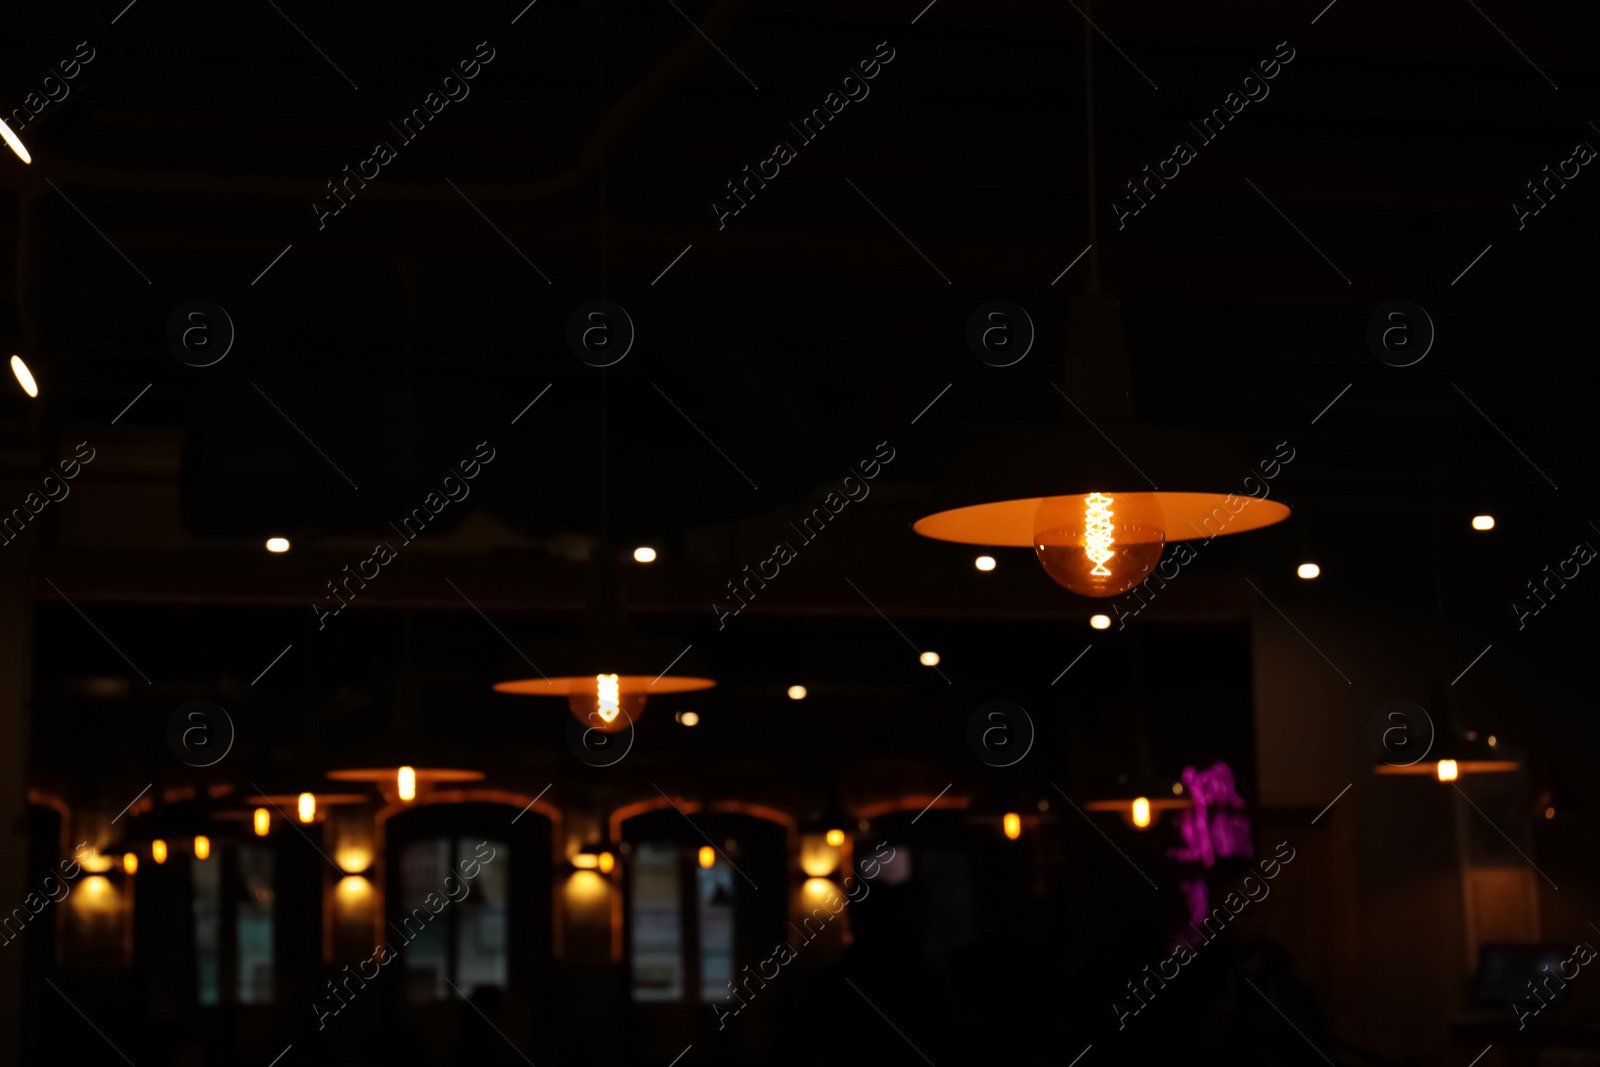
[193, 835, 211, 860]
[1436, 759, 1458, 782]
[1544, 806, 1556, 820]
[1131, 797, 1152, 829]
[122, 853, 138, 875]
[1032, 492, 1166, 597]
[1003, 812, 1022, 840]
[787, 685, 807, 700]
[336, 874, 373, 904]
[398, 766, 416, 801]
[1472, 515, 1495, 531]
[253, 808, 270, 836]
[698, 846, 716, 869]
[266, 537, 291, 553]
[633, 546, 657, 563]
[825, 828, 846, 847]
[919, 650, 941, 666]
[1297, 562, 1321, 579]
[10, 355, 38, 398]
[974, 555, 997, 572]
[0, 120, 30, 165]
[596, 673, 621, 724]
[297, 792, 316, 823]
[598, 851, 615, 874]
[1090, 614, 1111, 630]
[151, 839, 168, 864]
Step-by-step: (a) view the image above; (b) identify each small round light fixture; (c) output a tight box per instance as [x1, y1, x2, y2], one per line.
[919, 651, 940, 667]
[787, 685, 807, 701]
[193, 835, 211, 860]
[974, 555, 997, 572]
[123, 853, 138, 875]
[266, 537, 290, 553]
[10, 355, 38, 398]
[1297, 563, 1321, 580]
[675, 710, 700, 727]
[697, 845, 716, 869]
[1002, 812, 1022, 840]
[151, 840, 168, 864]
[825, 828, 846, 848]
[253, 808, 270, 836]
[598, 851, 616, 874]
[633, 546, 657, 563]
[1544, 806, 1556, 820]
[1089, 614, 1111, 630]
[1472, 515, 1495, 531]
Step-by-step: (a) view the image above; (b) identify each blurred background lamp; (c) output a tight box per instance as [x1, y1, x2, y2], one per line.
[1297, 562, 1321, 579]
[10, 355, 37, 398]
[1472, 515, 1495, 531]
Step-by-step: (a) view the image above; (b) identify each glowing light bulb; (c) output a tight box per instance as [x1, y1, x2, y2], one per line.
[1033, 492, 1165, 597]
[1003, 812, 1022, 840]
[298, 792, 316, 823]
[0, 120, 30, 164]
[1436, 759, 1458, 782]
[974, 555, 996, 572]
[11, 355, 38, 398]
[123, 853, 138, 875]
[596, 674, 621, 724]
[787, 685, 807, 700]
[1297, 563, 1320, 579]
[266, 537, 290, 553]
[398, 766, 416, 801]
[194, 835, 211, 860]
[1487, 735, 1497, 747]
[1131, 797, 1152, 829]
[598, 851, 615, 874]
[151, 840, 167, 864]
[1090, 614, 1111, 630]
[919, 651, 940, 666]
[1544, 806, 1556, 820]
[1472, 515, 1495, 531]
[676, 710, 700, 727]
[698, 846, 716, 869]
[825, 828, 845, 847]
[253, 808, 270, 836]
[633, 546, 657, 563]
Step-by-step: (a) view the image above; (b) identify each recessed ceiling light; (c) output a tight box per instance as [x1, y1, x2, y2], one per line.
[675, 710, 700, 727]
[265, 537, 290, 554]
[1089, 614, 1111, 630]
[919, 651, 940, 666]
[1297, 563, 1320, 579]
[1472, 515, 1495, 531]
[787, 685, 807, 700]
[633, 546, 657, 563]
[0, 119, 31, 165]
[10, 355, 37, 398]
[974, 555, 996, 572]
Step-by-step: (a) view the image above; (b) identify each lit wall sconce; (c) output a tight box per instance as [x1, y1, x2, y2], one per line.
[570, 838, 618, 875]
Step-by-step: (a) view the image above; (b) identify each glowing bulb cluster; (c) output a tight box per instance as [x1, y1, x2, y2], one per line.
[596, 673, 621, 724]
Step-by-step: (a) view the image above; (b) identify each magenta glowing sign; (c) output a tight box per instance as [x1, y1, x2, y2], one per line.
[1167, 761, 1252, 940]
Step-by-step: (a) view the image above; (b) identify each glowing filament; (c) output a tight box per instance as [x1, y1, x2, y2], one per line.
[1436, 759, 1458, 782]
[398, 766, 416, 801]
[253, 808, 270, 836]
[151, 840, 168, 864]
[1131, 797, 1152, 829]
[596, 673, 621, 724]
[1083, 493, 1115, 577]
[298, 792, 316, 823]
[1003, 812, 1022, 840]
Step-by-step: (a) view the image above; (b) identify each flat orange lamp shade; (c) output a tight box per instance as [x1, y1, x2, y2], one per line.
[913, 493, 1291, 547]
[492, 674, 716, 697]
[1372, 760, 1519, 776]
[328, 769, 484, 784]
[1083, 798, 1192, 815]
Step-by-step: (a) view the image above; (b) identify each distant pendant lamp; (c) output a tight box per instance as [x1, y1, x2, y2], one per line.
[492, 541, 713, 731]
[1085, 776, 1192, 830]
[327, 767, 484, 803]
[1371, 678, 1519, 781]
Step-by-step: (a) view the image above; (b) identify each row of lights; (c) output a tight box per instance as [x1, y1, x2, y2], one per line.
[257, 539, 664, 559]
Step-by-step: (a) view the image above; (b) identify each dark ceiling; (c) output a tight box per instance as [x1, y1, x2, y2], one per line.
[2, 0, 1596, 804]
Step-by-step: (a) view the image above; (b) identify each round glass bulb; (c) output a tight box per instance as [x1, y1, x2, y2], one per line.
[1032, 492, 1165, 597]
[568, 675, 646, 734]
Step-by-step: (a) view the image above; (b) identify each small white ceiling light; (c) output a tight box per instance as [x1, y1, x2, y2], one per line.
[974, 555, 996, 572]
[265, 537, 291, 554]
[0, 120, 31, 165]
[633, 546, 657, 563]
[787, 685, 807, 700]
[675, 710, 700, 726]
[919, 651, 940, 666]
[1089, 614, 1111, 630]
[1297, 563, 1320, 580]
[1471, 515, 1495, 531]
[10, 355, 38, 398]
